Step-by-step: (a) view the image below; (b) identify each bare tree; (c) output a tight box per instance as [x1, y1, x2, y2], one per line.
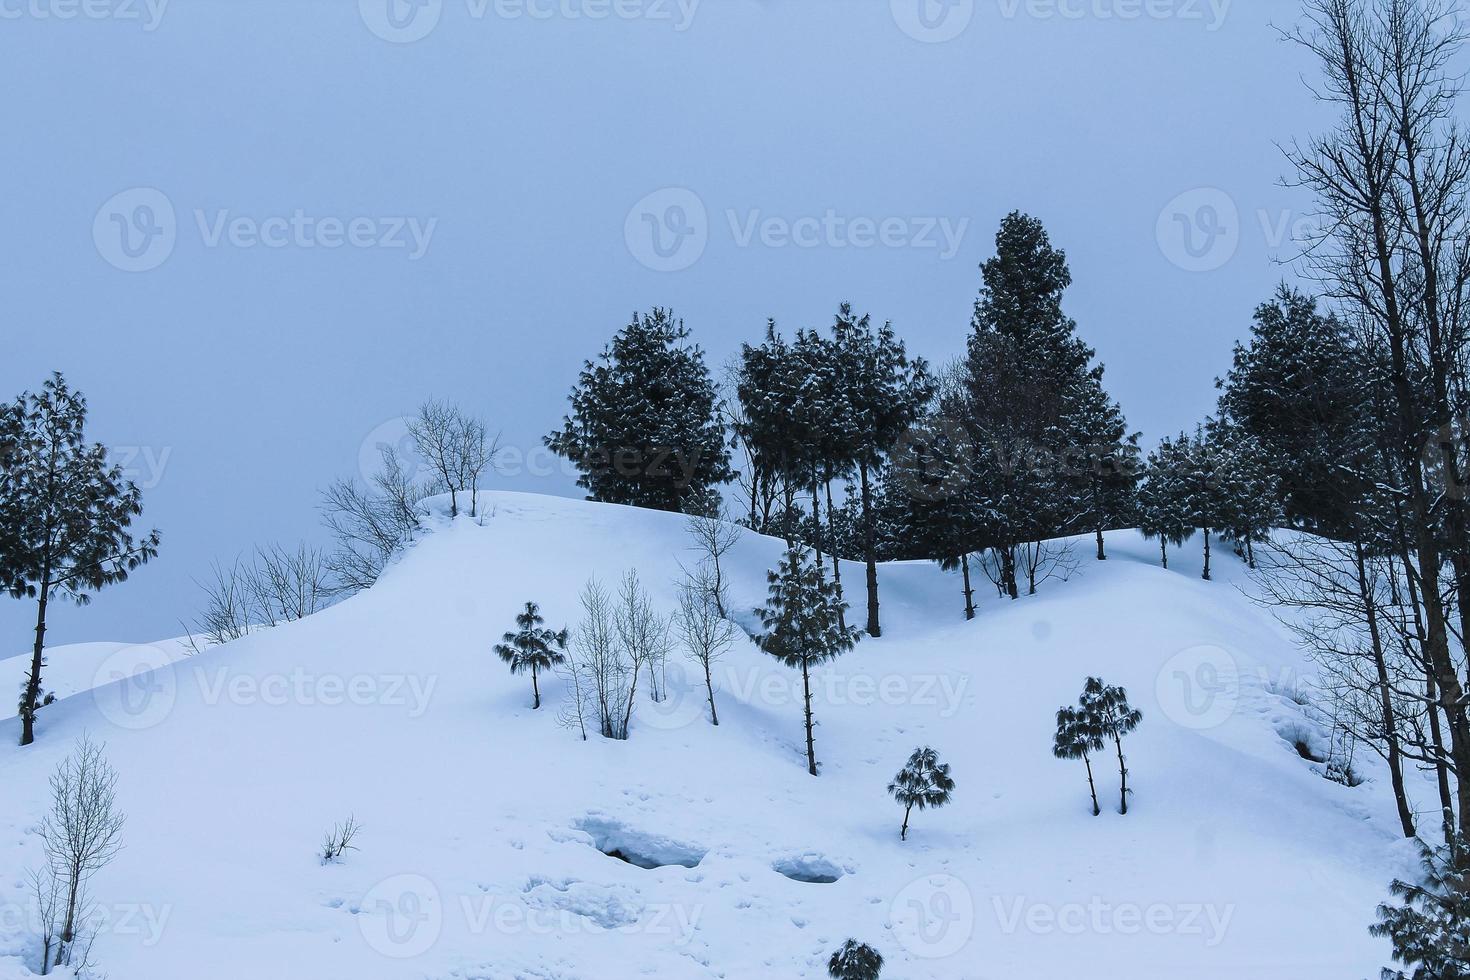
[250, 542, 331, 624]
[572, 578, 634, 740]
[675, 568, 735, 726]
[28, 866, 61, 975]
[556, 655, 595, 741]
[41, 735, 124, 971]
[685, 511, 741, 617]
[190, 559, 254, 646]
[406, 401, 500, 519]
[320, 445, 429, 595]
[614, 569, 669, 712]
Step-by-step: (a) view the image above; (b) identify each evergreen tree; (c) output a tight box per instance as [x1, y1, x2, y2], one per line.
[828, 940, 884, 980]
[755, 547, 861, 776]
[494, 601, 568, 710]
[546, 309, 733, 514]
[887, 746, 955, 840]
[1065, 380, 1141, 561]
[831, 305, 934, 636]
[2, 374, 160, 746]
[737, 324, 810, 544]
[1371, 825, 1470, 979]
[1139, 435, 1192, 569]
[1208, 422, 1283, 569]
[1082, 677, 1143, 815]
[1052, 705, 1104, 816]
[1177, 428, 1229, 581]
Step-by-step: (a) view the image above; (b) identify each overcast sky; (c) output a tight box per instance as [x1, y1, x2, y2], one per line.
[0, 0, 1329, 646]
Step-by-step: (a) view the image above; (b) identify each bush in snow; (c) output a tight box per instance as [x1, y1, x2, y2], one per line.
[1371, 824, 1470, 979]
[828, 939, 883, 980]
[1081, 677, 1143, 814]
[1053, 705, 1104, 816]
[320, 816, 361, 865]
[887, 746, 955, 841]
[756, 546, 860, 776]
[495, 601, 569, 710]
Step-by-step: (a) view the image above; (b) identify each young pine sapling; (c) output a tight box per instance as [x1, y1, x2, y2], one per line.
[1082, 677, 1143, 815]
[1052, 705, 1105, 817]
[828, 939, 883, 980]
[494, 601, 569, 710]
[887, 746, 955, 841]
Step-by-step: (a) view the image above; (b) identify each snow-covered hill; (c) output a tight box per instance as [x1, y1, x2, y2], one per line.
[0, 493, 1413, 979]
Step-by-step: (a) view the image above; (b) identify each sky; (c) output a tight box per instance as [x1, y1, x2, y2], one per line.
[0, 0, 1330, 647]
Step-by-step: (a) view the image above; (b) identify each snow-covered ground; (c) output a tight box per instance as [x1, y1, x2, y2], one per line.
[0, 492, 1414, 978]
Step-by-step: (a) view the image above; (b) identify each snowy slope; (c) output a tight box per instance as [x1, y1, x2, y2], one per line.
[0, 492, 1413, 979]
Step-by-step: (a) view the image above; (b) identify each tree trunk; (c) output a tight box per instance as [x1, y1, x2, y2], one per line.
[1002, 547, 1018, 600]
[1202, 529, 1212, 582]
[1113, 734, 1129, 815]
[1355, 541, 1415, 838]
[960, 554, 975, 621]
[531, 666, 541, 710]
[704, 659, 719, 726]
[1083, 752, 1100, 817]
[1096, 527, 1106, 561]
[1160, 538, 1168, 570]
[20, 574, 51, 747]
[900, 803, 912, 841]
[825, 477, 846, 631]
[801, 658, 817, 777]
[859, 461, 881, 637]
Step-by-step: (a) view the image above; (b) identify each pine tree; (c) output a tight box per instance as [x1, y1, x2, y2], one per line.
[887, 746, 955, 840]
[1052, 705, 1104, 816]
[494, 601, 568, 710]
[1065, 379, 1141, 561]
[737, 324, 810, 545]
[1139, 435, 1192, 569]
[3, 374, 160, 746]
[546, 309, 733, 514]
[1082, 677, 1143, 815]
[831, 305, 934, 636]
[755, 547, 861, 776]
[1177, 427, 1228, 581]
[1208, 422, 1282, 569]
[828, 940, 884, 980]
[1371, 824, 1470, 979]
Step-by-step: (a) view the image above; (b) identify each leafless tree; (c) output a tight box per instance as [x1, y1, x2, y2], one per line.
[41, 735, 124, 971]
[406, 401, 500, 519]
[190, 559, 254, 646]
[28, 866, 61, 975]
[614, 569, 669, 711]
[556, 655, 594, 741]
[675, 568, 735, 726]
[1016, 540, 1078, 596]
[320, 816, 362, 864]
[250, 542, 331, 624]
[320, 445, 430, 595]
[573, 577, 633, 740]
[685, 511, 741, 617]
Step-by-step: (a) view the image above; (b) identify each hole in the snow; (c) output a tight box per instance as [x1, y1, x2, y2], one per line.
[574, 817, 706, 870]
[773, 854, 845, 884]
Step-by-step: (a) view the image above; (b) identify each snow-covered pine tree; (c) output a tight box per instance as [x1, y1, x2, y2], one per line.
[887, 746, 955, 840]
[1178, 427, 1229, 581]
[545, 308, 733, 514]
[3, 374, 161, 746]
[831, 305, 934, 637]
[755, 546, 861, 776]
[1064, 379, 1141, 562]
[828, 940, 884, 980]
[1082, 677, 1143, 814]
[1371, 822, 1470, 979]
[1052, 705, 1104, 816]
[737, 323, 812, 546]
[493, 601, 568, 710]
[1208, 422, 1282, 570]
[1139, 435, 1192, 569]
